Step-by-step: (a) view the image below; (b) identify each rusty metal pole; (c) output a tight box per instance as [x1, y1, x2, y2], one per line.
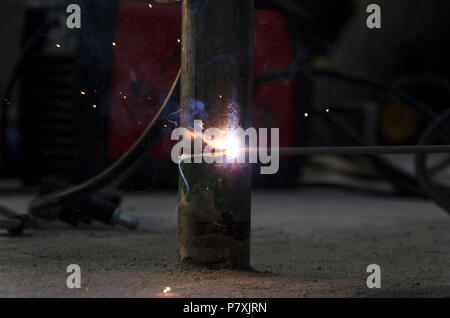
[178, 0, 254, 269]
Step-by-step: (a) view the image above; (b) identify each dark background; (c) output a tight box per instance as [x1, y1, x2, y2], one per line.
[1, 0, 450, 190]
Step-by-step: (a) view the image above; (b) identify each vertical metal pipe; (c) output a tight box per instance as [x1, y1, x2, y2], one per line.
[178, 0, 254, 269]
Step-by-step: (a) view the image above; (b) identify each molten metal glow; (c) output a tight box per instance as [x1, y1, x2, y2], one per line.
[200, 129, 242, 160]
[182, 125, 243, 161]
[223, 132, 240, 159]
[163, 286, 171, 294]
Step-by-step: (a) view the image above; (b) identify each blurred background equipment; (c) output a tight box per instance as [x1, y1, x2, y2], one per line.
[1, 0, 310, 189]
[0, 0, 449, 232]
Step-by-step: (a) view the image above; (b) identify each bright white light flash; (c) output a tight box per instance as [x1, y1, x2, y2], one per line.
[223, 131, 241, 160]
[163, 286, 171, 294]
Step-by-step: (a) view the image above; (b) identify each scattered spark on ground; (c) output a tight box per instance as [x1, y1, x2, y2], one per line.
[158, 285, 178, 297]
[163, 286, 171, 294]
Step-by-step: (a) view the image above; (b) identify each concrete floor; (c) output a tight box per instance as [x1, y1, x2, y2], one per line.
[0, 189, 449, 297]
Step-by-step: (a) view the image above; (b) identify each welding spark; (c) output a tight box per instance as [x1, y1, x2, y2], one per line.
[304, 112, 309, 118]
[56, 43, 61, 48]
[80, 91, 86, 95]
[177, 38, 181, 43]
[325, 108, 330, 113]
[93, 105, 97, 108]
[163, 286, 171, 294]
[149, 4, 153, 8]
[112, 42, 117, 46]
[187, 127, 242, 161]
[221, 132, 240, 159]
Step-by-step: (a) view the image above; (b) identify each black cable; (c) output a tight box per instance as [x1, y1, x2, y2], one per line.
[255, 66, 437, 120]
[307, 68, 450, 208]
[28, 69, 181, 214]
[0, 219, 22, 231]
[379, 72, 450, 175]
[415, 108, 450, 215]
[255, 67, 449, 199]
[0, 205, 32, 234]
[313, 110, 426, 197]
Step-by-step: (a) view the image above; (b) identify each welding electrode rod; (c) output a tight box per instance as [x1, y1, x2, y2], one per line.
[181, 145, 450, 162]
[178, 0, 254, 269]
[274, 145, 450, 156]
